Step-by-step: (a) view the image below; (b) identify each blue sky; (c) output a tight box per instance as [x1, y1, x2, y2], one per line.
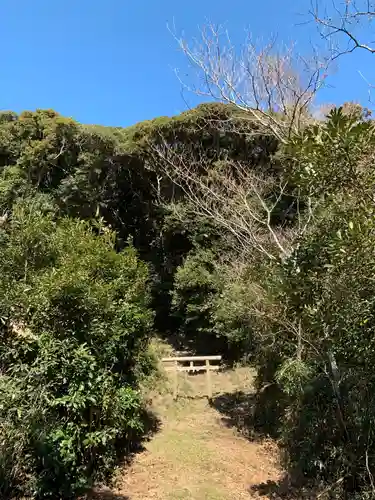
[1, 0, 374, 127]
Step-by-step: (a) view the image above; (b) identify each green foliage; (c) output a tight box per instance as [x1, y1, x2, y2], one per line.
[0, 201, 153, 498]
[171, 250, 262, 358]
[211, 263, 269, 356]
[286, 106, 375, 197]
[254, 108, 375, 497]
[171, 249, 222, 350]
[10, 102, 375, 497]
[0, 105, 281, 345]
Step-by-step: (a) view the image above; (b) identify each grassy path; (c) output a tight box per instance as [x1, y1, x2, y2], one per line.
[92, 368, 283, 500]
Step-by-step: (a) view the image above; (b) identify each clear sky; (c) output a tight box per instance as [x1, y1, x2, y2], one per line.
[1, 0, 374, 127]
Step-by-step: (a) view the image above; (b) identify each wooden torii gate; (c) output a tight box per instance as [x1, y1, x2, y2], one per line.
[162, 355, 222, 399]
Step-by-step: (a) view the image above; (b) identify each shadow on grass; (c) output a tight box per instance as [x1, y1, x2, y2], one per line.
[113, 407, 161, 466]
[211, 388, 324, 498]
[84, 408, 161, 500]
[211, 387, 329, 499]
[210, 384, 285, 440]
[249, 477, 321, 499]
[88, 491, 130, 500]
[211, 384, 324, 500]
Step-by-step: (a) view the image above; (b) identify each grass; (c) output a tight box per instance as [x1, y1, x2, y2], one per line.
[91, 365, 283, 500]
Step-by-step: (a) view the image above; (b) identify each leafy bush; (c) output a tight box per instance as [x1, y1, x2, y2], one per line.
[171, 249, 222, 352]
[171, 249, 262, 359]
[0, 198, 153, 498]
[253, 109, 375, 497]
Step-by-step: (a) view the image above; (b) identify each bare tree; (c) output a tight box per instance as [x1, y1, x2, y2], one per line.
[171, 23, 328, 143]
[148, 132, 316, 261]
[145, 23, 326, 262]
[311, 1, 375, 107]
[312, 0, 375, 57]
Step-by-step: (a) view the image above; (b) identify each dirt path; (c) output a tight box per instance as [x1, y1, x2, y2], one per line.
[92, 368, 283, 500]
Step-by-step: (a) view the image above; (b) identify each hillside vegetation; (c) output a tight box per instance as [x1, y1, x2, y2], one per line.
[1, 100, 375, 499]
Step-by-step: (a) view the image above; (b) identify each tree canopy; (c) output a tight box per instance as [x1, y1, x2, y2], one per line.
[2, 99, 375, 498]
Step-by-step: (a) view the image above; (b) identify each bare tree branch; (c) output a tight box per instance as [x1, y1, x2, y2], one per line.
[170, 23, 328, 143]
[147, 129, 318, 261]
[312, 0, 375, 58]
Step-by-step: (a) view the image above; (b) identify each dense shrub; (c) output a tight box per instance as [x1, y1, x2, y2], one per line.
[171, 249, 222, 352]
[251, 109, 375, 497]
[0, 198, 153, 498]
[0, 105, 277, 344]
[171, 249, 262, 359]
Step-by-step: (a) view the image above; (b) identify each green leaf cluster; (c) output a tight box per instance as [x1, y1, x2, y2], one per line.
[0, 199, 153, 498]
